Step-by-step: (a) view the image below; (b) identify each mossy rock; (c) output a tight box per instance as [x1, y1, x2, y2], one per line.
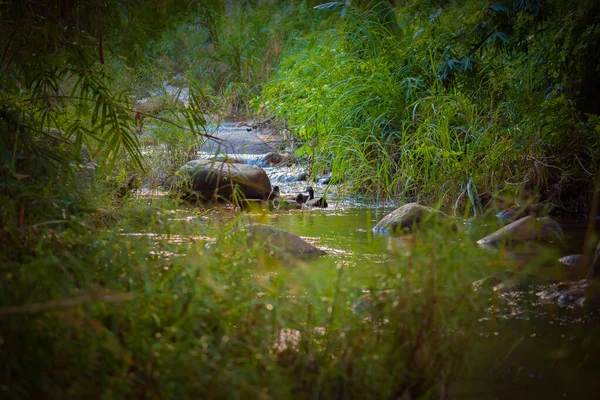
[372, 203, 447, 234]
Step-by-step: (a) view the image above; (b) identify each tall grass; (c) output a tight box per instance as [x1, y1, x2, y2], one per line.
[0, 195, 504, 398]
[263, 0, 599, 211]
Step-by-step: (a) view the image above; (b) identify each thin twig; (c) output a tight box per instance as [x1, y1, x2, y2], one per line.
[525, 155, 565, 171]
[0, 290, 134, 317]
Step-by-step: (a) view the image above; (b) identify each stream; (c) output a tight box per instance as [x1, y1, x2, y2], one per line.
[141, 120, 600, 399]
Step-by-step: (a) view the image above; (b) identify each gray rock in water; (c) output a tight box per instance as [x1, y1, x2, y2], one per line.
[200, 125, 276, 154]
[352, 290, 393, 314]
[268, 170, 308, 183]
[477, 215, 564, 248]
[558, 242, 600, 278]
[244, 224, 326, 259]
[372, 203, 446, 234]
[318, 173, 332, 185]
[174, 159, 271, 201]
[258, 152, 295, 167]
[214, 155, 245, 164]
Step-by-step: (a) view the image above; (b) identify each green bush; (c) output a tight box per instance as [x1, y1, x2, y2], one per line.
[263, 0, 599, 210]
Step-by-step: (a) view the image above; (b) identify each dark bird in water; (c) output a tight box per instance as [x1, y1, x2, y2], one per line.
[304, 186, 327, 208]
[267, 186, 280, 201]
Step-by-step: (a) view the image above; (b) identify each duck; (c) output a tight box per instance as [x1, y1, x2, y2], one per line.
[304, 186, 328, 208]
[267, 186, 280, 202]
[269, 187, 304, 209]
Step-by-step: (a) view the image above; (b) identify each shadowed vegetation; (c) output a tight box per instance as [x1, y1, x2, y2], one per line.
[1, 0, 600, 398]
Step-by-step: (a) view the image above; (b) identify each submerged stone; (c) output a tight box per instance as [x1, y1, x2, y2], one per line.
[496, 203, 554, 221]
[257, 152, 295, 167]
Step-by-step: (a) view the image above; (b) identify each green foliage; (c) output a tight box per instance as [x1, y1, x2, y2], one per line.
[0, 197, 499, 398]
[264, 0, 599, 210]
[145, 0, 324, 116]
[1, 1, 599, 397]
[0, 0, 211, 232]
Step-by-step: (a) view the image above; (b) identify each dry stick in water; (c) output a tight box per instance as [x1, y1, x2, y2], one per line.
[0, 290, 133, 317]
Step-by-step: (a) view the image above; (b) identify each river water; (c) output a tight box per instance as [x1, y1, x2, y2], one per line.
[140, 121, 600, 399]
[266, 207, 600, 399]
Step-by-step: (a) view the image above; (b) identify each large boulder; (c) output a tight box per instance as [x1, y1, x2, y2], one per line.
[373, 203, 446, 234]
[175, 159, 271, 201]
[244, 224, 326, 259]
[477, 215, 564, 248]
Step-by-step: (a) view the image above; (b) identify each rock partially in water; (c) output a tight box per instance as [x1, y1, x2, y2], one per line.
[537, 279, 600, 309]
[174, 159, 271, 202]
[372, 203, 446, 234]
[258, 152, 295, 167]
[293, 171, 308, 182]
[214, 155, 245, 164]
[318, 173, 332, 185]
[200, 124, 276, 154]
[558, 241, 600, 278]
[477, 216, 564, 248]
[268, 169, 308, 183]
[244, 224, 326, 259]
[472, 271, 517, 291]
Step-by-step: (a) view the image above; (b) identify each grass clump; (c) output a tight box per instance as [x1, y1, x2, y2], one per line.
[0, 196, 503, 398]
[263, 0, 600, 211]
